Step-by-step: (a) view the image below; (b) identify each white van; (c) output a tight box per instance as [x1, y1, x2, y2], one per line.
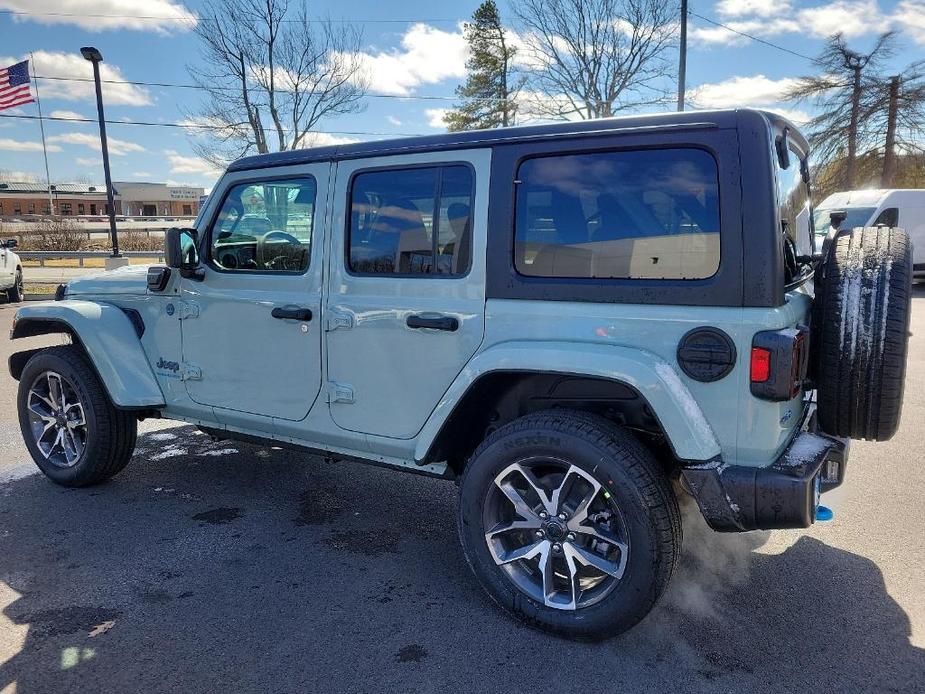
[815, 189, 925, 275]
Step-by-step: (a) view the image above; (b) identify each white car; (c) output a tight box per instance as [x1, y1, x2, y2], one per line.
[1, 238, 24, 303]
[815, 189, 925, 276]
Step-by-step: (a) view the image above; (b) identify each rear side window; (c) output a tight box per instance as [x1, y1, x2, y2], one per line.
[348, 165, 474, 276]
[874, 207, 898, 227]
[513, 148, 720, 280]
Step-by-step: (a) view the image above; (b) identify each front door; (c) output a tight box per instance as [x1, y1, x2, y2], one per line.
[326, 150, 489, 439]
[180, 164, 329, 423]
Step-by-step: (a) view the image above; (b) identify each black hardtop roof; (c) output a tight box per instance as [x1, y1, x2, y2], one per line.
[227, 108, 800, 173]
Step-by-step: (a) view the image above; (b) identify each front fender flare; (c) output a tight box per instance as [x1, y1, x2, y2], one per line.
[10, 300, 165, 409]
[415, 341, 721, 463]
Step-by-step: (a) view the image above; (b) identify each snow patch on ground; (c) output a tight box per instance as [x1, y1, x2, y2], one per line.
[0, 463, 38, 484]
[146, 432, 177, 442]
[654, 362, 719, 451]
[197, 448, 239, 457]
[149, 446, 189, 461]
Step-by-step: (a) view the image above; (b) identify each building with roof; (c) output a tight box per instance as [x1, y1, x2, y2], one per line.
[0, 181, 118, 218]
[114, 182, 204, 217]
[0, 181, 205, 218]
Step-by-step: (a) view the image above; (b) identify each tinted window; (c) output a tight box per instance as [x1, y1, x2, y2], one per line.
[348, 165, 473, 276]
[210, 178, 315, 273]
[874, 207, 898, 227]
[513, 149, 720, 280]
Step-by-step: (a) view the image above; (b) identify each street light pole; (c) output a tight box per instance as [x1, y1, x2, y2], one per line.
[81, 46, 120, 258]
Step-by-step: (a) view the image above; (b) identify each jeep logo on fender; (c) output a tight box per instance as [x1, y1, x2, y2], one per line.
[156, 357, 180, 373]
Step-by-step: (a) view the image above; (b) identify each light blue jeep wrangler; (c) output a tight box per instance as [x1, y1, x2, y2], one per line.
[8, 110, 912, 639]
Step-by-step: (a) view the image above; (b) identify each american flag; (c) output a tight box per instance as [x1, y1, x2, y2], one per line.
[0, 60, 35, 112]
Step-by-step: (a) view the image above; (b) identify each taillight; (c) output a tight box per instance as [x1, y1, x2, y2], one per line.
[750, 347, 771, 383]
[750, 327, 810, 401]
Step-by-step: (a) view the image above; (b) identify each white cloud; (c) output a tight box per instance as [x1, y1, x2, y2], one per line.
[425, 108, 449, 129]
[0, 169, 40, 182]
[715, 0, 790, 17]
[0, 0, 197, 33]
[0, 51, 150, 106]
[47, 132, 145, 155]
[387, 115, 403, 126]
[297, 133, 360, 147]
[75, 156, 102, 166]
[132, 171, 152, 177]
[693, 0, 888, 44]
[347, 23, 468, 96]
[0, 138, 62, 152]
[49, 110, 86, 121]
[689, 75, 809, 124]
[690, 74, 799, 109]
[164, 150, 224, 180]
[893, 0, 925, 44]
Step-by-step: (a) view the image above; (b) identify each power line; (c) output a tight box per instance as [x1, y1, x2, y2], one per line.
[0, 113, 425, 138]
[687, 10, 815, 62]
[0, 9, 458, 24]
[31, 73, 467, 102]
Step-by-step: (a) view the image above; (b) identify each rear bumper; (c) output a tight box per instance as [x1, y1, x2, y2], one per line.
[681, 414, 849, 532]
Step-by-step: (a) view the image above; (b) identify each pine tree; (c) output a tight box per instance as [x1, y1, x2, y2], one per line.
[444, 1, 521, 132]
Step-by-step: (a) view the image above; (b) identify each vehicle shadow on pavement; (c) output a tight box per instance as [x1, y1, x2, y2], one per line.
[0, 425, 922, 693]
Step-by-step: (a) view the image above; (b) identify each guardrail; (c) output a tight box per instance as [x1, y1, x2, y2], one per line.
[20, 250, 165, 267]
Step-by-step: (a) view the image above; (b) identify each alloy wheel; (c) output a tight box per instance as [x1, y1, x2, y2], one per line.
[483, 458, 630, 611]
[26, 370, 88, 468]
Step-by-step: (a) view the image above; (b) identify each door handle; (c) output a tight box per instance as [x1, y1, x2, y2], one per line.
[271, 306, 313, 321]
[406, 314, 459, 331]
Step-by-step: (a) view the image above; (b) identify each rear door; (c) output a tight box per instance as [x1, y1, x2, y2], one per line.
[325, 149, 489, 439]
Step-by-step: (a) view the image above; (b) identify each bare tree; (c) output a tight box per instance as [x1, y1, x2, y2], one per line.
[785, 33, 895, 189]
[188, 0, 368, 165]
[511, 0, 678, 120]
[870, 63, 925, 187]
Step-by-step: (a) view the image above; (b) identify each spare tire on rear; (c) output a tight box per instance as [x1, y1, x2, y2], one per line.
[813, 226, 912, 441]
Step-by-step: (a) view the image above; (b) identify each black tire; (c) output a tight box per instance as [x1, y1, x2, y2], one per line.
[7, 268, 23, 303]
[457, 410, 681, 640]
[17, 345, 137, 487]
[814, 226, 912, 440]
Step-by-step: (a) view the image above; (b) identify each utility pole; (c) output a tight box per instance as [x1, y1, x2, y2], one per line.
[81, 46, 123, 264]
[881, 75, 900, 188]
[677, 0, 688, 111]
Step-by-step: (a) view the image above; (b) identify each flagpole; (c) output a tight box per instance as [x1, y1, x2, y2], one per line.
[29, 53, 55, 217]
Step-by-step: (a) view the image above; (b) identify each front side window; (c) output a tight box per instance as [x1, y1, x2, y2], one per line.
[209, 178, 315, 273]
[348, 165, 474, 276]
[514, 148, 720, 280]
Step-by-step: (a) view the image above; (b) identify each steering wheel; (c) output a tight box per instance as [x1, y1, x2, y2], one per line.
[257, 230, 302, 270]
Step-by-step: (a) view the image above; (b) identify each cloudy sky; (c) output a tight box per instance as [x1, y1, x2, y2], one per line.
[0, 0, 923, 190]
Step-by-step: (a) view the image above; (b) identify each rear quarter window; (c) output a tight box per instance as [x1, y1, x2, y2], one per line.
[513, 148, 720, 280]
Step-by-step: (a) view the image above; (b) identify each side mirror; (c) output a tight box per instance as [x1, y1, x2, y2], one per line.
[164, 227, 203, 280]
[775, 128, 792, 169]
[2, 239, 16, 249]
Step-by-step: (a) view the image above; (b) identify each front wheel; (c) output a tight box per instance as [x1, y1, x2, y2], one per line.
[457, 411, 681, 640]
[17, 345, 137, 486]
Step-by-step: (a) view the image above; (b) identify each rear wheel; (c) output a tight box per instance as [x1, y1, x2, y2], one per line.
[457, 410, 681, 639]
[814, 226, 912, 440]
[7, 269, 23, 303]
[17, 345, 137, 486]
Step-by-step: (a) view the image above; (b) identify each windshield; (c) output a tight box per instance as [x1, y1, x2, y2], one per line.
[813, 206, 876, 235]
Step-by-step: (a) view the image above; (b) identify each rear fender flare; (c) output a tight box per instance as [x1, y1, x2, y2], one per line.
[10, 300, 165, 409]
[415, 341, 721, 463]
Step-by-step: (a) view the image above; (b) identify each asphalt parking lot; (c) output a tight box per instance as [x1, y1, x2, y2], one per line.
[0, 297, 923, 694]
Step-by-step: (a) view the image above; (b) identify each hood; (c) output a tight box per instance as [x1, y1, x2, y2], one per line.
[65, 263, 152, 296]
